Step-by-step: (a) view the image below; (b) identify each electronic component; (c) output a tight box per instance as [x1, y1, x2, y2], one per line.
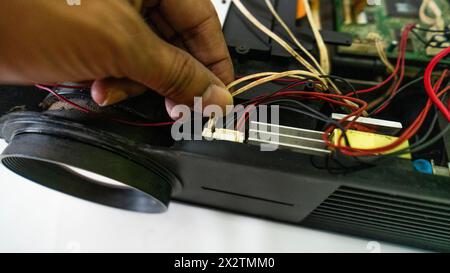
[331, 113, 403, 135]
[247, 117, 408, 158]
[432, 161, 450, 177]
[247, 121, 330, 156]
[335, 0, 450, 64]
[425, 31, 450, 56]
[332, 129, 412, 159]
[355, 11, 369, 25]
[202, 128, 245, 143]
[202, 117, 245, 143]
[413, 159, 434, 174]
[1, 0, 449, 254]
[342, 0, 369, 25]
[386, 0, 422, 18]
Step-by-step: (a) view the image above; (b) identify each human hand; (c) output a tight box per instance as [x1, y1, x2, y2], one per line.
[0, 0, 234, 115]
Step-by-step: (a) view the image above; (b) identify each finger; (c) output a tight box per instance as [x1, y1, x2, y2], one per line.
[102, 24, 232, 110]
[147, 9, 187, 50]
[91, 78, 147, 106]
[157, 0, 234, 84]
[128, 0, 145, 11]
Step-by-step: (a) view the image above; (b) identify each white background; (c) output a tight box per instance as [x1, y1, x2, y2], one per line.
[0, 140, 421, 253]
[211, 0, 232, 27]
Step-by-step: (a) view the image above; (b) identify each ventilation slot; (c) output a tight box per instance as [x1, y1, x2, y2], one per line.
[303, 186, 450, 250]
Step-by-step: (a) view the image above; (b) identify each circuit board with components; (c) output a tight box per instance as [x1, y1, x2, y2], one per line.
[335, 0, 450, 63]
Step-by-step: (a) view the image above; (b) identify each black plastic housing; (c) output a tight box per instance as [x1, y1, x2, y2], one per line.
[0, 107, 449, 252]
[0, 0, 449, 253]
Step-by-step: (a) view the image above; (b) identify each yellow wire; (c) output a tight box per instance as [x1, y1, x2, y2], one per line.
[230, 70, 320, 97]
[263, 0, 323, 75]
[367, 33, 395, 73]
[420, 0, 444, 27]
[229, 0, 363, 113]
[302, 0, 330, 74]
[311, 0, 322, 30]
[262, 0, 348, 102]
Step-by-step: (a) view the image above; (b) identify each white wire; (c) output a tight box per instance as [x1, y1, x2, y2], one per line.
[302, 0, 330, 74]
[263, 0, 323, 75]
[229, 0, 362, 112]
[230, 70, 320, 97]
[420, 0, 444, 27]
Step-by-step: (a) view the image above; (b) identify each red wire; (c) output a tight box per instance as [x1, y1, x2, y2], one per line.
[35, 84, 174, 127]
[325, 71, 449, 156]
[235, 91, 367, 131]
[35, 84, 91, 114]
[234, 81, 310, 130]
[349, 24, 415, 96]
[370, 26, 411, 115]
[424, 47, 450, 122]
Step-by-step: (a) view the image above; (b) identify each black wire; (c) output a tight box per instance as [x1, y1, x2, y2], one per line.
[266, 99, 356, 150]
[222, 97, 338, 134]
[277, 105, 328, 122]
[410, 29, 430, 45]
[409, 114, 440, 150]
[268, 101, 361, 174]
[288, 75, 358, 97]
[240, 97, 383, 173]
[409, 124, 450, 153]
[244, 85, 449, 172]
[363, 113, 440, 162]
[264, 98, 351, 145]
[410, 29, 447, 48]
[269, 98, 328, 119]
[375, 120, 449, 160]
[320, 75, 357, 95]
[370, 76, 425, 115]
[413, 26, 450, 33]
[412, 26, 450, 48]
[391, 95, 449, 157]
[356, 95, 449, 164]
[246, 95, 448, 171]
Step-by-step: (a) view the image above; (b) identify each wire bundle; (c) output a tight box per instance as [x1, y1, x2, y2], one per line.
[229, 0, 362, 112]
[325, 69, 449, 157]
[229, 13, 449, 158]
[35, 84, 174, 127]
[33, 1, 449, 161]
[347, 24, 416, 115]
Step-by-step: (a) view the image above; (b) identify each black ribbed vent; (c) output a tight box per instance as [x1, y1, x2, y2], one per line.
[303, 186, 450, 250]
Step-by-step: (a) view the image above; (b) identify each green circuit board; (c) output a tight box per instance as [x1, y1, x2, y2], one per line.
[335, 0, 450, 64]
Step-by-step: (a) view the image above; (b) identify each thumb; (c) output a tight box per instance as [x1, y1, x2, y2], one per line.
[93, 32, 233, 112]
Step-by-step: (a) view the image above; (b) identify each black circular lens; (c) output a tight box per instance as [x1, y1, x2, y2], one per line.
[1, 133, 175, 213]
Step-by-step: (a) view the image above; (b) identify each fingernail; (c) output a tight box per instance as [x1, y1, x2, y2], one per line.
[202, 84, 233, 109]
[99, 89, 128, 106]
[165, 98, 182, 120]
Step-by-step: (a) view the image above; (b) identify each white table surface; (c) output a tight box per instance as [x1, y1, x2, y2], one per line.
[0, 140, 421, 253]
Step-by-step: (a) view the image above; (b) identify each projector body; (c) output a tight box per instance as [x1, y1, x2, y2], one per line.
[1, 104, 449, 252]
[1, 0, 450, 252]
